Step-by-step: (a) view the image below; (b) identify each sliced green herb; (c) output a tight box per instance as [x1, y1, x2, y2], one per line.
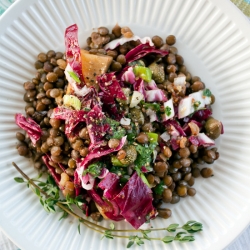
[13, 162, 203, 248]
[165, 106, 172, 116]
[154, 181, 164, 195]
[68, 71, 81, 83]
[82, 162, 103, 178]
[203, 88, 212, 97]
[193, 101, 201, 110]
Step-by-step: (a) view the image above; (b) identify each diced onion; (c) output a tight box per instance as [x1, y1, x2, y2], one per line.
[173, 76, 186, 86]
[130, 91, 144, 108]
[160, 132, 171, 142]
[120, 117, 131, 125]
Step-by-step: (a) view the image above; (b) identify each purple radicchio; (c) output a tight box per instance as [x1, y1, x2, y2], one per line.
[133, 78, 147, 98]
[98, 72, 126, 100]
[183, 108, 213, 123]
[74, 136, 127, 190]
[189, 133, 215, 147]
[51, 107, 88, 135]
[15, 113, 42, 145]
[145, 89, 168, 102]
[98, 72, 126, 120]
[164, 119, 186, 137]
[121, 67, 136, 84]
[65, 24, 84, 83]
[88, 188, 124, 221]
[104, 36, 154, 50]
[113, 172, 156, 229]
[85, 104, 110, 149]
[125, 43, 169, 63]
[98, 172, 122, 200]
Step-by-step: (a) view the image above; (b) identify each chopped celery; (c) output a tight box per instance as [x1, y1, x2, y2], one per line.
[133, 65, 152, 82]
[146, 132, 158, 144]
[111, 156, 128, 167]
[63, 95, 81, 110]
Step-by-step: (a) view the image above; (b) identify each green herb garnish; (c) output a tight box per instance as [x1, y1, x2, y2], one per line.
[203, 88, 212, 97]
[68, 71, 81, 83]
[154, 181, 164, 195]
[13, 162, 203, 248]
[165, 106, 172, 116]
[193, 101, 201, 110]
[105, 118, 126, 140]
[82, 162, 103, 178]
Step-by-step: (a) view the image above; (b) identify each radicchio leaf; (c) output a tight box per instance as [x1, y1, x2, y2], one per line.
[85, 104, 110, 147]
[51, 107, 88, 135]
[125, 43, 169, 63]
[88, 188, 124, 221]
[183, 108, 212, 123]
[121, 67, 136, 84]
[189, 133, 215, 147]
[65, 24, 84, 83]
[98, 72, 126, 100]
[98, 172, 122, 200]
[15, 113, 42, 145]
[104, 36, 154, 50]
[79, 86, 100, 109]
[164, 119, 186, 136]
[182, 120, 202, 135]
[145, 89, 168, 102]
[75, 136, 127, 189]
[113, 172, 156, 229]
[133, 78, 146, 98]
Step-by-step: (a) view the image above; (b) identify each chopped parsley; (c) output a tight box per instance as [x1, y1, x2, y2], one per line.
[105, 118, 126, 140]
[165, 106, 172, 116]
[110, 165, 127, 176]
[193, 101, 201, 110]
[154, 181, 164, 195]
[82, 162, 103, 178]
[203, 88, 212, 97]
[142, 101, 162, 120]
[134, 143, 157, 169]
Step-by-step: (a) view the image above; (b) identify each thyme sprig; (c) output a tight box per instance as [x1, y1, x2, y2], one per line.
[12, 162, 202, 248]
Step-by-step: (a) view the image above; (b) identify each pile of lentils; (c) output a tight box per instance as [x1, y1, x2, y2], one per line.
[16, 24, 219, 221]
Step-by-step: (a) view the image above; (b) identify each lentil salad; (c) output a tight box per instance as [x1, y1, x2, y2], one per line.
[15, 23, 223, 229]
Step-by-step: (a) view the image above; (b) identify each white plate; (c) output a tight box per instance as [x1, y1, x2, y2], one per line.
[1, 0, 250, 249]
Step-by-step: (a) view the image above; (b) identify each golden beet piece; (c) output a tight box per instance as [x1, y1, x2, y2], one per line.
[80, 49, 112, 90]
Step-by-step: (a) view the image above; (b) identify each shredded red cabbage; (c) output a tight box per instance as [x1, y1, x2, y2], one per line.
[15, 113, 42, 145]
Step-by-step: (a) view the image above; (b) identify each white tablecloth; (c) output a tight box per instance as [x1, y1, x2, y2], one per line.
[0, 0, 250, 249]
